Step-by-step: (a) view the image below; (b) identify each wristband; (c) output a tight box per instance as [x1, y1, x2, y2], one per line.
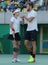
[12, 28, 15, 31]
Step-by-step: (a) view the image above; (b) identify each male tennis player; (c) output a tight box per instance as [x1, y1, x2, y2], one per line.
[21, 2, 38, 63]
[8, 9, 23, 62]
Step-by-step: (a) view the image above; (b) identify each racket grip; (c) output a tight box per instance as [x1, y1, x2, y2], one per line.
[13, 34, 15, 39]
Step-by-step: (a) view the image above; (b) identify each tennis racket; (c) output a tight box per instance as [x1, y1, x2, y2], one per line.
[13, 33, 15, 40]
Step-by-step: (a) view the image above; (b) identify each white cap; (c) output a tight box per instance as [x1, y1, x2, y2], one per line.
[13, 9, 20, 14]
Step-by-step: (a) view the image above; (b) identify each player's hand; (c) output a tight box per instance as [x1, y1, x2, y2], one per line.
[12, 28, 15, 34]
[12, 31, 15, 34]
[12, 31, 15, 39]
[21, 16, 26, 19]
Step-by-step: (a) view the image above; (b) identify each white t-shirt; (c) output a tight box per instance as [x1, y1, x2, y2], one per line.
[10, 16, 22, 34]
[27, 10, 38, 31]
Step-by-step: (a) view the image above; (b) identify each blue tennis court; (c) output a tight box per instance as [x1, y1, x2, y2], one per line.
[0, 54, 48, 65]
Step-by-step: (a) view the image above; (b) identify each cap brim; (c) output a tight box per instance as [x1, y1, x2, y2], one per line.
[13, 10, 20, 14]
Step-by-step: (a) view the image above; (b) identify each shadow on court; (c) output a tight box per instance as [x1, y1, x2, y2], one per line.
[0, 54, 48, 65]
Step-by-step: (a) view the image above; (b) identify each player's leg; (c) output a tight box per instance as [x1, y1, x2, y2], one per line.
[27, 30, 37, 63]
[24, 40, 34, 63]
[12, 40, 19, 62]
[24, 31, 34, 62]
[31, 30, 37, 62]
[13, 41, 20, 59]
[12, 33, 21, 62]
[16, 41, 21, 61]
[24, 40, 31, 52]
[16, 41, 20, 49]
[12, 40, 19, 58]
[24, 31, 32, 52]
[32, 41, 36, 62]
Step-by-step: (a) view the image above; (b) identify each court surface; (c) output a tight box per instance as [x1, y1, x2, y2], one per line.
[0, 54, 48, 65]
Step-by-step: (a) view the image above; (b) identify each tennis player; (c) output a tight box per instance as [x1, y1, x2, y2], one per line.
[21, 2, 38, 63]
[8, 9, 23, 62]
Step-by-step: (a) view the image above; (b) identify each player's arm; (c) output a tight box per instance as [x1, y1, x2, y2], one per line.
[10, 21, 15, 31]
[20, 18, 24, 25]
[25, 17, 35, 22]
[20, 21, 24, 25]
[21, 16, 35, 22]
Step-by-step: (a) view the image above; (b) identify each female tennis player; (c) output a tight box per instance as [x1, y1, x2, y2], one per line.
[8, 9, 24, 62]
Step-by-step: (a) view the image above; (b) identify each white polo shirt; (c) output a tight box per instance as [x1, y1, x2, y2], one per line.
[27, 10, 38, 31]
[10, 16, 22, 34]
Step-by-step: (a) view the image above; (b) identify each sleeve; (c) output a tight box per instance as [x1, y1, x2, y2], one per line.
[10, 17, 14, 23]
[30, 11, 37, 18]
[32, 11, 37, 17]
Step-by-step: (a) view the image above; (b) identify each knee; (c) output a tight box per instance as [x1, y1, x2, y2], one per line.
[13, 47, 19, 52]
[12, 40, 18, 47]
[32, 41, 36, 46]
[24, 40, 28, 46]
